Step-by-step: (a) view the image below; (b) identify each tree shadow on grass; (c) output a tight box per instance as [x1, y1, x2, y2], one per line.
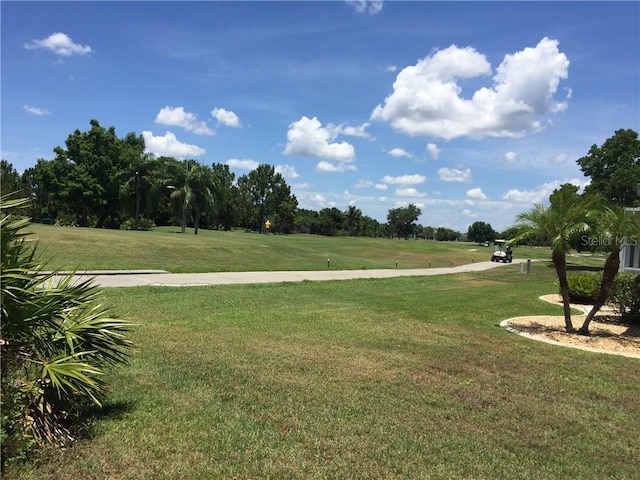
[72, 400, 136, 441]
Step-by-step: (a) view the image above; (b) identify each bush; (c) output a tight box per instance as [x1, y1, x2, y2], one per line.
[609, 273, 640, 324]
[563, 272, 601, 304]
[119, 217, 156, 231]
[1, 195, 134, 465]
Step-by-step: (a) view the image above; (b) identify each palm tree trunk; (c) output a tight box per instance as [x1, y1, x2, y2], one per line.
[552, 250, 576, 333]
[578, 252, 620, 335]
[194, 207, 200, 235]
[181, 202, 187, 234]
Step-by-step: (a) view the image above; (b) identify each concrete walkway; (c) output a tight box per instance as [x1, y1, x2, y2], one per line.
[55, 259, 527, 288]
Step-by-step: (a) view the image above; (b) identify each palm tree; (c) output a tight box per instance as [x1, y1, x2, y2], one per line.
[168, 160, 213, 234]
[1, 195, 134, 453]
[578, 204, 640, 335]
[514, 186, 591, 333]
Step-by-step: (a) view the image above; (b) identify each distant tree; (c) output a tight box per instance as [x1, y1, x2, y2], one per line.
[1, 160, 22, 197]
[387, 204, 421, 239]
[317, 207, 345, 236]
[237, 164, 297, 233]
[435, 227, 459, 241]
[209, 163, 236, 230]
[577, 128, 640, 206]
[346, 206, 363, 236]
[167, 159, 213, 234]
[467, 221, 497, 243]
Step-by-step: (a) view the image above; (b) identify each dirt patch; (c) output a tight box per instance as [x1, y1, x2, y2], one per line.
[501, 295, 640, 359]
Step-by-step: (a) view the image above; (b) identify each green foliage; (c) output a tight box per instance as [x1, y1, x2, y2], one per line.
[577, 128, 640, 207]
[563, 272, 600, 303]
[609, 272, 640, 323]
[0, 195, 134, 461]
[387, 204, 422, 239]
[467, 221, 497, 243]
[119, 217, 156, 231]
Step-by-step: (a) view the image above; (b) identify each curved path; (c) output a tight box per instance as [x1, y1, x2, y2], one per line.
[58, 259, 528, 288]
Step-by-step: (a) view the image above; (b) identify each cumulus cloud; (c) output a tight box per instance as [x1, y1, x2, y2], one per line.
[381, 174, 426, 185]
[316, 161, 357, 173]
[155, 106, 214, 135]
[329, 122, 371, 138]
[388, 148, 413, 158]
[23, 105, 51, 116]
[284, 116, 356, 162]
[505, 151, 518, 163]
[275, 164, 300, 179]
[142, 131, 205, 158]
[502, 178, 589, 204]
[347, 0, 383, 15]
[356, 180, 374, 188]
[466, 187, 488, 200]
[426, 143, 440, 160]
[24, 32, 93, 57]
[396, 187, 426, 198]
[226, 158, 260, 170]
[438, 167, 471, 182]
[371, 37, 570, 139]
[212, 108, 241, 127]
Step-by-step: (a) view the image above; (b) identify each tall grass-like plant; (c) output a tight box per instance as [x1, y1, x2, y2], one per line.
[1, 195, 134, 461]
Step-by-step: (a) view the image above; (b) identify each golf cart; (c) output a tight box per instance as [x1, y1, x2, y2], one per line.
[491, 239, 513, 263]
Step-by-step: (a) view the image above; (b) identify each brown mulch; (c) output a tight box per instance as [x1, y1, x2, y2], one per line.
[502, 295, 640, 358]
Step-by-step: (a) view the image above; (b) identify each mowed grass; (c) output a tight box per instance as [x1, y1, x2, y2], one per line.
[9, 265, 639, 480]
[26, 223, 580, 273]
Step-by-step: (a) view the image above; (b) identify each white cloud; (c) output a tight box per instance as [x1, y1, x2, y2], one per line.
[505, 151, 518, 162]
[371, 37, 570, 139]
[316, 161, 357, 173]
[466, 187, 488, 200]
[212, 108, 241, 128]
[347, 0, 383, 15]
[385, 65, 398, 73]
[426, 143, 440, 160]
[550, 153, 568, 164]
[24, 32, 93, 57]
[142, 131, 206, 158]
[329, 122, 371, 138]
[388, 148, 413, 158]
[23, 105, 51, 116]
[381, 174, 426, 185]
[226, 158, 260, 170]
[155, 106, 214, 135]
[502, 178, 589, 204]
[375, 183, 389, 191]
[284, 116, 356, 162]
[396, 187, 426, 198]
[356, 179, 374, 188]
[438, 167, 471, 182]
[462, 209, 477, 218]
[275, 164, 300, 178]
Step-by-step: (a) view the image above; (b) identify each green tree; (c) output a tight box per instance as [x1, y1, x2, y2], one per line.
[52, 119, 145, 228]
[1, 195, 134, 458]
[1, 160, 22, 197]
[237, 164, 297, 233]
[167, 160, 213, 234]
[578, 204, 640, 334]
[387, 204, 422, 239]
[210, 163, 237, 230]
[514, 185, 593, 333]
[346, 206, 363, 236]
[467, 221, 497, 244]
[577, 129, 640, 206]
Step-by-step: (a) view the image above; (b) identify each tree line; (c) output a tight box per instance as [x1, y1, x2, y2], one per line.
[1, 119, 463, 240]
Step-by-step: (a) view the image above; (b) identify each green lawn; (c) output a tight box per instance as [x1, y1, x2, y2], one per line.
[27, 224, 603, 272]
[8, 264, 639, 480]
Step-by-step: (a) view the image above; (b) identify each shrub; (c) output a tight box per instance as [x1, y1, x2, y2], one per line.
[609, 273, 640, 324]
[119, 217, 156, 231]
[563, 272, 600, 304]
[1, 195, 134, 464]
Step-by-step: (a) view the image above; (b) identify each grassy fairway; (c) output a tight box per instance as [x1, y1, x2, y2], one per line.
[9, 265, 639, 480]
[28, 223, 599, 272]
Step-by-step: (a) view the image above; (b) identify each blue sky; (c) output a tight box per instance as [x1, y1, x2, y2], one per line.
[2, 1, 639, 232]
